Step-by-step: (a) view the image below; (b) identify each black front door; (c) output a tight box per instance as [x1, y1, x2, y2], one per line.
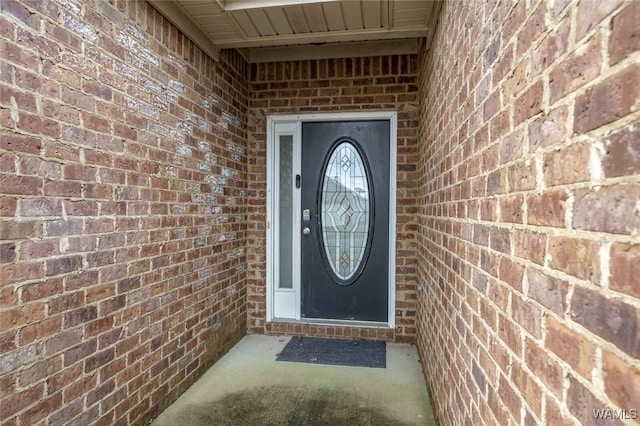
[301, 121, 390, 322]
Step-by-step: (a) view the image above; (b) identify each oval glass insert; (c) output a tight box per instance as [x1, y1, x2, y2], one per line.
[320, 141, 371, 282]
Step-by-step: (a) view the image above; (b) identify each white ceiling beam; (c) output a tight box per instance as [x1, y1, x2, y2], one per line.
[247, 38, 419, 63]
[148, 0, 219, 61]
[213, 26, 428, 48]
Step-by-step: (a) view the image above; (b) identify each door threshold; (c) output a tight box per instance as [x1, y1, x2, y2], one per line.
[271, 317, 391, 329]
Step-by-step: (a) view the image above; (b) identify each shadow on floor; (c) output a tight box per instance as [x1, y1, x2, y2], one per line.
[170, 384, 412, 426]
[153, 335, 437, 426]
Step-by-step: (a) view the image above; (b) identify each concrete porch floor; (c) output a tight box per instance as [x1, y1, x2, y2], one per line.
[153, 335, 437, 425]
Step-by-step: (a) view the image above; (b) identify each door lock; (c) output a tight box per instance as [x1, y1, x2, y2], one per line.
[302, 209, 310, 222]
[302, 227, 310, 235]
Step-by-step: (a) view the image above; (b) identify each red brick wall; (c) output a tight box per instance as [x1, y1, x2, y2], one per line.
[247, 56, 420, 342]
[417, 0, 640, 424]
[0, 0, 247, 424]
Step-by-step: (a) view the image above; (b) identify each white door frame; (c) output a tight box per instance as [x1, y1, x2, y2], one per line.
[266, 111, 397, 328]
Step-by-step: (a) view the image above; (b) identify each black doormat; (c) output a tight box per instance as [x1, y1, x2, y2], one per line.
[276, 337, 386, 368]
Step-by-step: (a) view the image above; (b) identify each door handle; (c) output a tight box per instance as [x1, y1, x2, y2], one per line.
[302, 227, 310, 235]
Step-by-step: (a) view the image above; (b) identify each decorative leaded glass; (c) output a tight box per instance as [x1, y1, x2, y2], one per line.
[320, 141, 370, 281]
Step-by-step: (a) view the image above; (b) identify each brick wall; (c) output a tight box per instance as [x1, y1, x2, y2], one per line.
[0, 0, 248, 424]
[417, 0, 639, 424]
[247, 56, 420, 341]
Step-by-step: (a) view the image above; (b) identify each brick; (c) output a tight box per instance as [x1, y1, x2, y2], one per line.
[543, 142, 591, 186]
[507, 160, 536, 191]
[526, 191, 566, 227]
[525, 339, 563, 397]
[44, 140, 82, 162]
[545, 316, 595, 380]
[514, 230, 545, 265]
[49, 398, 84, 424]
[602, 123, 640, 178]
[0, 0, 39, 28]
[46, 255, 82, 276]
[526, 268, 567, 315]
[0, 243, 16, 263]
[16, 27, 62, 61]
[497, 313, 521, 354]
[545, 396, 574, 426]
[0, 383, 45, 418]
[576, 0, 624, 41]
[603, 350, 640, 410]
[572, 185, 640, 234]
[571, 286, 640, 357]
[489, 227, 510, 254]
[18, 357, 60, 388]
[20, 316, 63, 345]
[549, 33, 601, 103]
[45, 329, 83, 355]
[85, 347, 115, 373]
[0, 152, 16, 174]
[498, 257, 524, 292]
[21, 278, 63, 301]
[609, 1, 640, 65]
[0, 220, 42, 239]
[17, 112, 60, 137]
[20, 157, 62, 179]
[20, 240, 60, 260]
[609, 243, 640, 298]
[498, 374, 521, 421]
[516, 1, 545, 57]
[45, 218, 83, 236]
[0, 133, 41, 154]
[44, 180, 82, 197]
[20, 393, 63, 426]
[22, 198, 63, 216]
[566, 375, 607, 426]
[511, 364, 542, 417]
[486, 169, 506, 195]
[1, 84, 38, 115]
[43, 99, 81, 125]
[0, 262, 45, 284]
[528, 106, 567, 152]
[63, 305, 98, 328]
[531, 17, 570, 75]
[0, 174, 42, 195]
[499, 195, 523, 224]
[514, 80, 542, 125]
[0, 330, 17, 353]
[0, 197, 16, 217]
[499, 128, 524, 165]
[549, 236, 600, 283]
[574, 63, 640, 134]
[63, 338, 97, 367]
[511, 293, 541, 338]
[0, 342, 45, 375]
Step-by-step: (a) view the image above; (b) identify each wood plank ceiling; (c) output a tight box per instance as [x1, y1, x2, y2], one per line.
[149, 0, 441, 63]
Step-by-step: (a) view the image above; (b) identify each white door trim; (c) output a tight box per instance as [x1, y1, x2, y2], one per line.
[266, 111, 397, 328]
